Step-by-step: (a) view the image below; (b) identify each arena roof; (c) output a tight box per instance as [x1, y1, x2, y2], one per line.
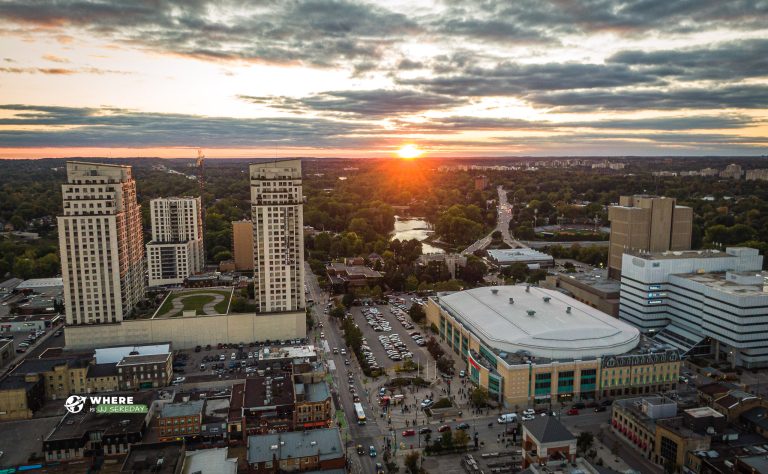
[435, 285, 639, 359]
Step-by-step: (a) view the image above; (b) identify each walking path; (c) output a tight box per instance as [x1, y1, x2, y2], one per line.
[156, 291, 227, 318]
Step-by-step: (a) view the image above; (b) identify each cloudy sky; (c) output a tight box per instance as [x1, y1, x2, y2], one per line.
[0, 0, 767, 158]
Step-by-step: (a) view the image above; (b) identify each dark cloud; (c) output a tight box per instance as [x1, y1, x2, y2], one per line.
[438, 0, 768, 37]
[0, 104, 367, 148]
[527, 84, 768, 111]
[0, 0, 419, 68]
[400, 61, 660, 96]
[240, 89, 468, 117]
[608, 38, 768, 81]
[393, 115, 757, 132]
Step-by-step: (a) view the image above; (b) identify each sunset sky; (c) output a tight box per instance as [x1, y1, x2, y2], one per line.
[0, 0, 767, 159]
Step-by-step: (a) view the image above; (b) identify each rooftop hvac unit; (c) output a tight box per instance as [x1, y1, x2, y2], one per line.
[527, 310, 536, 317]
[509, 298, 514, 304]
[543, 296, 551, 303]
[566, 307, 571, 314]
[491, 288, 499, 295]
[525, 285, 530, 292]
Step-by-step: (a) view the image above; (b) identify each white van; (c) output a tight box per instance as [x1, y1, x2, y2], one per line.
[497, 413, 518, 424]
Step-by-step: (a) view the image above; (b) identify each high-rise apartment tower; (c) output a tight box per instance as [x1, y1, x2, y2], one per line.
[607, 195, 693, 279]
[250, 160, 305, 313]
[58, 162, 145, 325]
[146, 196, 204, 286]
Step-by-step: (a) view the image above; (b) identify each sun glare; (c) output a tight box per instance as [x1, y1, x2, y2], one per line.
[396, 144, 423, 159]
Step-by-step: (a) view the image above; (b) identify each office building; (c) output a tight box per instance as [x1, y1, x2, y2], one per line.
[619, 247, 768, 367]
[158, 399, 204, 441]
[487, 248, 554, 268]
[607, 195, 693, 279]
[250, 160, 305, 313]
[147, 196, 204, 286]
[425, 285, 681, 407]
[232, 219, 255, 271]
[58, 161, 145, 325]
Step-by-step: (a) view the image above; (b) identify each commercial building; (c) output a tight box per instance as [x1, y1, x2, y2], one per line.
[425, 285, 681, 407]
[619, 247, 768, 367]
[58, 161, 145, 325]
[116, 353, 173, 390]
[241, 371, 296, 434]
[246, 427, 345, 474]
[542, 269, 620, 317]
[43, 391, 153, 462]
[611, 397, 715, 469]
[250, 160, 305, 313]
[294, 381, 333, 430]
[607, 195, 692, 279]
[158, 399, 204, 441]
[12, 357, 91, 400]
[521, 416, 576, 469]
[233, 219, 255, 271]
[325, 262, 383, 293]
[0, 373, 45, 420]
[120, 441, 186, 474]
[487, 249, 554, 268]
[147, 196, 204, 286]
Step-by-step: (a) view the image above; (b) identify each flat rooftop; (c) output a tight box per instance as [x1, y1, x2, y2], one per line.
[244, 372, 294, 409]
[247, 427, 343, 463]
[153, 288, 233, 318]
[95, 343, 171, 364]
[435, 285, 639, 359]
[559, 269, 621, 294]
[487, 248, 554, 264]
[675, 271, 768, 297]
[161, 400, 204, 418]
[625, 247, 752, 261]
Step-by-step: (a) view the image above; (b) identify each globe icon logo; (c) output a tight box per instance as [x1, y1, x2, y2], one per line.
[64, 395, 86, 414]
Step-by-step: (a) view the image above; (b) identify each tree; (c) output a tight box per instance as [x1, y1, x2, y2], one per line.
[405, 275, 419, 292]
[461, 256, 487, 284]
[404, 452, 421, 474]
[436, 357, 454, 374]
[577, 431, 594, 455]
[470, 387, 489, 407]
[441, 431, 454, 450]
[342, 293, 355, 308]
[330, 306, 345, 319]
[453, 430, 470, 450]
[408, 304, 426, 324]
[491, 230, 502, 240]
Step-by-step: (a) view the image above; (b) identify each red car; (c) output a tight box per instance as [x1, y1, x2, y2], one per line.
[438, 424, 451, 432]
[402, 429, 415, 437]
[567, 408, 579, 416]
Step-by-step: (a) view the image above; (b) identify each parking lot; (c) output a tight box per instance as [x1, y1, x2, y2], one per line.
[347, 297, 434, 371]
[169, 338, 309, 384]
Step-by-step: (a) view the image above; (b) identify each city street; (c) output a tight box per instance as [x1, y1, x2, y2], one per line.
[463, 185, 527, 255]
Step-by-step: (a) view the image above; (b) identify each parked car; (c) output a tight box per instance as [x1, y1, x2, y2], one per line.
[419, 427, 432, 434]
[456, 422, 470, 430]
[567, 408, 579, 416]
[594, 406, 607, 412]
[438, 424, 451, 432]
[402, 429, 416, 437]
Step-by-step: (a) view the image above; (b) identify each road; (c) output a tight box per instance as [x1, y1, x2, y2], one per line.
[305, 262, 384, 474]
[463, 186, 527, 255]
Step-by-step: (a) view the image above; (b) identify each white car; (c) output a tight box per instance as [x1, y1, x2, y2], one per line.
[420, 399, 434, 408]
[172, 377, 186, 384]
[523, 408, 536, 416]
[522, 414, 535, 421]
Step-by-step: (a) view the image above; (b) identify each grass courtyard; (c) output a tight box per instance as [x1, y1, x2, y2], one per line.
[154, 288, 233, 318]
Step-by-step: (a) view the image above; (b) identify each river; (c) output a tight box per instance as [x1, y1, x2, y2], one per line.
[391, 216, 444, 254]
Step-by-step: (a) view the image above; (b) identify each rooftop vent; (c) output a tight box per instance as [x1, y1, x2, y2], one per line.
[566, 306, 571, 314]
[526, 310, 536, 317]
[491, 288, 499, 295]
[270, 445, 279, 450]
[543, 296, 551, 303]
[508, 298, 514, 304]
[525, 285, 530, 292]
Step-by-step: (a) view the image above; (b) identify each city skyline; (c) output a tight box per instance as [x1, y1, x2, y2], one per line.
[0, 1, 767, 158]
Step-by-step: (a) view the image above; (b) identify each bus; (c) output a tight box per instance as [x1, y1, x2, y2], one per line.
[353, 402, 366, 425]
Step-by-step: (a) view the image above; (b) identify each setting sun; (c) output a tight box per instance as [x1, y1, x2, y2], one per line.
[396, 144, 424, 159]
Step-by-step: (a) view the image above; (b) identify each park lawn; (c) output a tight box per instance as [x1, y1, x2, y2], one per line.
[157, 289, 233, 317]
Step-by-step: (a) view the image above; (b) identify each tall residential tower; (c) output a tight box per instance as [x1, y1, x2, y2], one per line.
[250, 160, 305, 313]
[146, 196, 204, 286]
[58, 162, 145, 325]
